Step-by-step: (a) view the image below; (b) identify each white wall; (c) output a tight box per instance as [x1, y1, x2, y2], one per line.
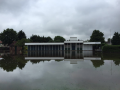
[83, 44, 93, 51]
[84, 51, 93, 56]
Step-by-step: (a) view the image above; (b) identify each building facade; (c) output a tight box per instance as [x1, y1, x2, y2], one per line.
[25, 37, 101, 52]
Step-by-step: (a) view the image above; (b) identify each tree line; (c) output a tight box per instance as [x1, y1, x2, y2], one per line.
[0, 28, 66, 46]
[90, 30, 120, 45]
[0, 28, 120, 47]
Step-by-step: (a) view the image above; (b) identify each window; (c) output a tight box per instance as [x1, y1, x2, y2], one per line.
[77, 48, 79, 53]
[68, 48, 70, 53]
[65, 48, 67, 53]
[80, 48, 82, 50]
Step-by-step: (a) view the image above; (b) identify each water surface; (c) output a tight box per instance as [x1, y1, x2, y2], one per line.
[0, 51, 120, 90]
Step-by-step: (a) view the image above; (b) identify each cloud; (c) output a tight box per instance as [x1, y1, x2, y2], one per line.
[0, 0, 119, 40]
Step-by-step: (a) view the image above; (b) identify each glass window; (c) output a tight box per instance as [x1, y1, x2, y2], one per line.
[68, 48, 70, 53]
[80, 48, 82, 50]
[77, 48, 79, 53]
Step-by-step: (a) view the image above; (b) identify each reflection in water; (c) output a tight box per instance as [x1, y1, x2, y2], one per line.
[25, 50, 102, 64]
[27, 50, 101, 58]
[91, 60, 104, 68]
[27, 50, 64, 57]
[113, 60, 120, 66]
[0, 55, 27, 72]
[0, 51, 120, 72]
[0, 52, 120, 90]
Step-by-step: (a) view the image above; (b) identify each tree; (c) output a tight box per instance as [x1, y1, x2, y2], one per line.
[30, 35, 53, 42]
[30, 35, 40, 42]
[111, 32, 120, 45]
[17, 30, 26, 40]
[46, 36, 53, 42]
[90, 30, 105, 43]
[16, 38, 30, 47]
[16, 38, 30, 54]
[54, 36, 66, 42]
[107, 38, 111, 43]
[0, 28, 17, 45]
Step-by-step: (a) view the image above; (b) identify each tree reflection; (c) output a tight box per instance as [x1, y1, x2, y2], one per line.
[13, 55, 28, 69]
[113, 60, 120, 66]
[30, 60, 50, 64]
[0, 55, 27, 72]
[91, 60, 104, 68]
[30, 60, 41, 64]
[102, 53, 120, 66]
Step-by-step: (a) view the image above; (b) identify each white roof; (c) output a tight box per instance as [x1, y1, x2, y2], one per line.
[83, 42, 101, 44]
[25, 43, 64, 45]
[25, 42, 101, 45]
[84, 57, 101, 60]
[25, 57, 64, 60]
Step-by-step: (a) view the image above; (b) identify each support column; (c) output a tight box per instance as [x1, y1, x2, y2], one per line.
[60, 45, 62, 57]
[70, 43, 71, 59]
[83, 44, 84, 57]
[51, 45, 53, 56]
[44, 45, 45, 56]
[40, 45, 42, 56]
[75, 43, 77, 58]
[38, 45, 39, 51]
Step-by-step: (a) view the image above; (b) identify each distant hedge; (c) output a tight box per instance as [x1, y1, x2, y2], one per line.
[102, 45, 120, 53]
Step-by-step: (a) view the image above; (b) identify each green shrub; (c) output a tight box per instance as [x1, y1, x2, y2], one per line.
[102, 45, 120, 52]
[23, 46, 28, 54]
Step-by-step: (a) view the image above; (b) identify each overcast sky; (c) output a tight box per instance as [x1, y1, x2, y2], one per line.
[0, 0, 120, 41]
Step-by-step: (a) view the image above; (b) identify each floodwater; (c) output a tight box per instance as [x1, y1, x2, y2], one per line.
[0, 51, 120, 90]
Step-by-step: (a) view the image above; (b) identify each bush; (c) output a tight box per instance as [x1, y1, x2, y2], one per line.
[23, 46, 28, 54]
[102, 45, 120, 53]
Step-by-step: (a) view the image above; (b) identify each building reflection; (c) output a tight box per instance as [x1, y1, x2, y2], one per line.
[25, 50, 101, 64]
[0, 52, 120, 72]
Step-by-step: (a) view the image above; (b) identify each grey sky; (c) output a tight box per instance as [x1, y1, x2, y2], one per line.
[0, 0, 119, 41]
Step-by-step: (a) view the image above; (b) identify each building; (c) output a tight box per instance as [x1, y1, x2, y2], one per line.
[9, 41, 22, 55]
[25, 37, 101, 51]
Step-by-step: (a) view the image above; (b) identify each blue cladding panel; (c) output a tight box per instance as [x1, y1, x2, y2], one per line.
[28, 46, 30, 51]
[62, 45, 64, 50]
[39, 46, 41, 50]
[56, 45, 58, 50]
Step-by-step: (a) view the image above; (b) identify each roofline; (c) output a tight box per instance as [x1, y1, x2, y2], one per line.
[25, 57, 64, 60]
[83, 42, 101, 44]
[25, 43, 64, 45]
[25, 42, 101, 45]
